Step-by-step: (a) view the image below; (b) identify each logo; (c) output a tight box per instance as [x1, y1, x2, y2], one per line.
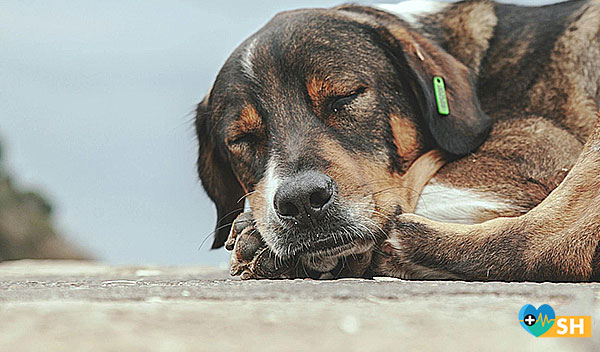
[519, 304, 591, 338]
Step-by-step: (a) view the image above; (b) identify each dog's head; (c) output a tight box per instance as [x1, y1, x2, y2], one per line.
[196, 6, 491, 270]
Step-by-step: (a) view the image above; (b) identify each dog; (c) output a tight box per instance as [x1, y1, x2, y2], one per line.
[195, 0, 600, 281]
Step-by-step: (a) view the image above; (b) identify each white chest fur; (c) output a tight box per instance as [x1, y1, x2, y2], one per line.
[414, 180, 515, 224]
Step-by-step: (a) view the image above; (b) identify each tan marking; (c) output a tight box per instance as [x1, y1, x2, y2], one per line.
[306, 76, 328, 106]
[389, 114, 420, 160]
[415, 47, 425, 61]
[224, 104, 267, 190]
[238, 104, 263, 132]
[400, 150, 446, 212]
[318, 136, 444, 222]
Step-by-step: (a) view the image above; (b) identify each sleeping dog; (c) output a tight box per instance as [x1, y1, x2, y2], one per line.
[196, 0, 600, 281]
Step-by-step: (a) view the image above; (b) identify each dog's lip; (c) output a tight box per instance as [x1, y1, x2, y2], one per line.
[274, 232, 356, 259]
[306, 233, 354, 250]
[302, 241, 357, 258]
[294, 234, 372, 258]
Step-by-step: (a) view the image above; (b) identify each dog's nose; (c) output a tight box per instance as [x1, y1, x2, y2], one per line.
[274, 171, 334, 225]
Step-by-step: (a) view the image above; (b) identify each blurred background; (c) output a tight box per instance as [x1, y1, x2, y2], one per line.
[1, 0, 563, 266]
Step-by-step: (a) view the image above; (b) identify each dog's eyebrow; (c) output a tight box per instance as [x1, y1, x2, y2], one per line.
[306, 76, 330, 104]
[230, 104, 263, 132]
[306, 76, 353, 101]
[306, 76, 362, 109]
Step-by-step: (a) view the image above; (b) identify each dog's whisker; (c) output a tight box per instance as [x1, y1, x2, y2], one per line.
[198, 221, 235, 250]
[236, 190, 257, 204]
[217, 208, 245, 222]
[197, 232, 214, 251]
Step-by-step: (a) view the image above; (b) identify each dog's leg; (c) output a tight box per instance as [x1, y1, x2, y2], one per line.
[374, 114, 600, 281]
[415, 117, 584, 225]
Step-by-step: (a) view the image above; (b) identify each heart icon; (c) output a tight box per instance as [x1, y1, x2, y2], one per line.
[519, 304, 556, 337]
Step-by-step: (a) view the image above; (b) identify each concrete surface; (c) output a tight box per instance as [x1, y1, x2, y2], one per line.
[0, 260, 598, 351]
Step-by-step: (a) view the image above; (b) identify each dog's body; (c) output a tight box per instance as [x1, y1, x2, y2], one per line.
[196, 0, 600, 281]
[411, 0, 595, 222]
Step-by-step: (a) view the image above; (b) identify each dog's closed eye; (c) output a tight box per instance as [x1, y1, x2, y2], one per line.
[228, 133, 259, 146]
[226, 105, 265, 152]
[226, 133, 264, 155]
[330, 86, 367, 113]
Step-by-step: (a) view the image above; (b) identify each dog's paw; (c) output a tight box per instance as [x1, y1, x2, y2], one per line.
[226, 212, 295, 279]
[370, 214, 456, 280]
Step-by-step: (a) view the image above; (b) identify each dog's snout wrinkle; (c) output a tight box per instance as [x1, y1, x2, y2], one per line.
[274, 171, 334, 226]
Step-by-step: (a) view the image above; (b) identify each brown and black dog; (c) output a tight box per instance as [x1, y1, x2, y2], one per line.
[196, 0, 600, 281]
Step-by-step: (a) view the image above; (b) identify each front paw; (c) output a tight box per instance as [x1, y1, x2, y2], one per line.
[226, 212, 295, 279]
[371, 214, 456, 280]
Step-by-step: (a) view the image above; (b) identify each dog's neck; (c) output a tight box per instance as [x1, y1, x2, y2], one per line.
[400, 149, 447, 213]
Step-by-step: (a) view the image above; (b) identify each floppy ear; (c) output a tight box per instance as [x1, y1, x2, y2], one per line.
[338, 6, 493, 155]
[394, 30, 493, 155]
[196, 97, 245, 249]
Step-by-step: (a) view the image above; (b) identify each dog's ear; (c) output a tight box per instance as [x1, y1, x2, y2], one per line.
[338, 6, 493, 156]
[196, 97, 245, 249]
[396, 32, 492, 156]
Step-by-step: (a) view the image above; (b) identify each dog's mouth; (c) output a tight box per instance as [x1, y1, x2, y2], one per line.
[297, 232, 362, 257]
[264, 218, 379, 261]
[295, 232, 376, 273]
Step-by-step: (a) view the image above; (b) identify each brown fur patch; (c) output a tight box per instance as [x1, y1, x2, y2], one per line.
[238, 105, 263, 134]
[389, 113, 420, 160]
[306, 76, 328, 107]
[433, 117, 582, 217]
[401, 150, 446, 212]
[313, 137, 404, 231]
[317, 136, 444, 220]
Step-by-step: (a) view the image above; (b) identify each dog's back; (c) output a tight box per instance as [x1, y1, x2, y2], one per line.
[479, 0, 599, 138]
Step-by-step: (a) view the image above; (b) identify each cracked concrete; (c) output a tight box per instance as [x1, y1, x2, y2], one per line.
[0, 260, 598, 351]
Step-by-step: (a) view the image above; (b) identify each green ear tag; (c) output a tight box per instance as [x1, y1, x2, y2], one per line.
[433, 76, 449, 115]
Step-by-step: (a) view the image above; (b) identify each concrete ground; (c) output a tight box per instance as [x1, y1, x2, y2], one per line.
[0, 260, 598, 351]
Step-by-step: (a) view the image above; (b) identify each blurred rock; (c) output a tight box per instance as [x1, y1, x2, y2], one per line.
[0, 138, 89, 261]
